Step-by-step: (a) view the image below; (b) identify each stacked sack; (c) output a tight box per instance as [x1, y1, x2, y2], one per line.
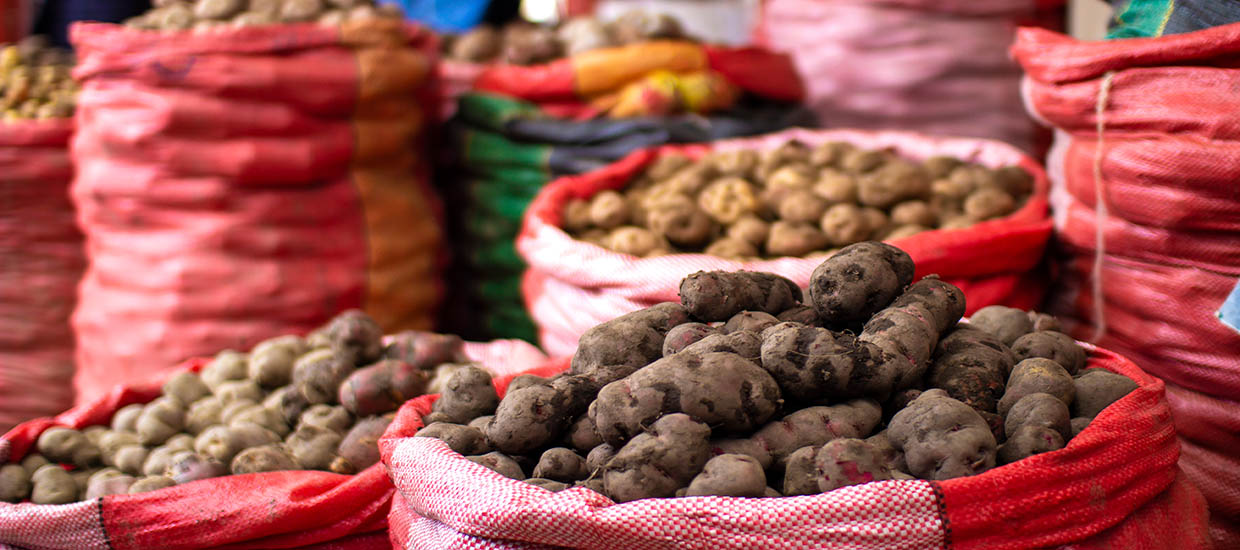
[382, 243, 1208, 549]
[1016, 25, 1240, 547]
[754, 0, 1064, 153]
[0, 309, 546, 549]
[69, 8, 445, 404]
[0, 38, 81, 431]
[519, 128, 1053, 357]
[439, 22, 809, 343]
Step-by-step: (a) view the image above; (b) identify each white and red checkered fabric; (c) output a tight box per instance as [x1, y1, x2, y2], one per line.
[518, 128, 1053, 357]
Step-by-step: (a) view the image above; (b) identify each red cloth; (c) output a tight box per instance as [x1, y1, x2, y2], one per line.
[381, 346, 1210, 549]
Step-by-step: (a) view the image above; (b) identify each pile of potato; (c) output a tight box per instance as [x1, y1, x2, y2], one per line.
[0, 311, 481, 504]
[123, 0, 404, 31]
[561, 140, 1035, 259]
[416, 242, 1136, 501]
[0, 37, 76, 122]
[444, 11, 688, 65]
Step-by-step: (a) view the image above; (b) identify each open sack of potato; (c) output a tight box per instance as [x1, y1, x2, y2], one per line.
[0, 310, 546, 549]
[441, 82, 811, 343]
[0, 38, 81, 432]
[382, 243, 1209, 549]
[68, 16, 446, 405]
[518, 127, 1052, 356]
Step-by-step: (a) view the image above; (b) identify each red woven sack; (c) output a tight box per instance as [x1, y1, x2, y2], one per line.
[0, 119, 82, 433]
[518, 128, 1052, 357]
[1015, 25, 1240, 546]
[0, 339, 545, 550]
[68, 20, 446, 405]
[381, 345, 1210, 549]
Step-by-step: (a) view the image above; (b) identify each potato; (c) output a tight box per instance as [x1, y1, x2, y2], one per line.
[128, 476, 176, 494]
[707, 150, 757, 178]
[339, 359, 430, 417]
[776, 305, 819, 325]
[589, 191, 631, 229]
[562, 199, 593, 233]
[963, 187, 1015, 221]
[778, 189, 829, 225]
[113, 445, 150, 476]
[143, 446, 180, 477]
[220, 399, 260, 425]
[467, 452, 525, 480]
[31, 464, 76, 504]
[202, 350, 249, 391]
[605, 226, 662, 257]
[819, 203, 870, 247]
[1005, 392, 1071, 442]
[1070, 417, 1092, 437]
[0, 464, 31, 503]
[431, 366, 498, 424]
[888, 389, 996, 480]
[157, 3, 195, 30]
[698, 177, 760, 225]
[704, 237, 758, 259]
[997, 358, 1076, 417]
[726, 216, 770, 248]
[112, 404, 145, 433]
[766, 221, 828, 257]
[648, 204, 714, 248]
[195, 0, 245, 20]
[1028, 311, 1063, 333]
[286, 425, 341, 470]
[722, 311, 779, 335]
[810, 141, 853, 168]
[165, 451, 227, 485]
[231, 444, 298, 474]
[662, 322, 718, 357]
[136, 397, 187, 446]
[485, 385, 570, 456]
[570, 302, 690, 387]
[20, 454, 49, 477]
[813, 170, 858, 204]
[450, 26, 502, 62]
[467, 415, 493, 431]
[603, 414, 711, 502]
[280, 0, 326, 22]
[37, 427, 100, 467]
[929, 345, 1010, 414]
[248, 335, 307, 388]
[292, 348, 355, 405]
[808, 242, 914, 326]
[194, 423, 279, 464]
[840, 149, 887, 174]
[890, 200, 936, 227]
[299, 404, 352, 434]
[383, 331, 468, 371]
[185, 396, 224, 435]
[98, 432, 140, 466]
[317, 309, 384, 364]
[591, 351, 781, 445]
[1011, 331, 1086, 375]
[330, 415, 393, 474]
[998, 425, 1064, 465]
[215, 380, 264, 406]
[712, 399, 882, 469]
[229, 404, 291, 437]
[85, 472, 135, 500]
[858, 161, 930, 209]
[865, 430, 908, 473]
[532, 448, 588, 482]
[585, 443, 616, 475]
[923, 156, 963, 179]
[1072, 370, 1138, 418]
[263, 385, 310, 427]
[684, 454, 766, 497]
[782, 446, 821, 496]
[969, 306, 1034, 347]
[814, 438, 895, 491]
[232, 11, 275, 26]
[524, 478, 569, 492]
[565, 415, 603, 453]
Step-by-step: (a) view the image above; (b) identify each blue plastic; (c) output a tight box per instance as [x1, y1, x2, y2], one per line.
[381, 0, 492, 33]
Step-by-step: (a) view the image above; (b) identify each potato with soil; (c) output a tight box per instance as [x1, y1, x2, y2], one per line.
[202, 350, 249, 391]
[1011, 331, 1086, 375]
[888, 389, 996, 480]
[1005, 393, 1071, 441]
[111, 404, 144, 433]
[431, 365, 499, 424]
[814, 438, 895, 491]
[1072, 369, 1138, 419]
[570, 302, 690, 387]
[722, 311, 779, 335]
[128, 476, 176, 494]
[315, 309, 384, 364]
[603, 414, 711, 502]
[998, 425, 1064, 465]
[820, 203, 872, 247]
[997, 358, 1076, 417]
[414, 423, 489, 456]
[808, 242, 914, 327]
[532, 448, 588, 483]
[383, 331, 468, 370]
[677, 331, 762, 361]
[565, 415, 603, 453]
[759, 323, 883, 401]
[136, 397, 187, 446]
[292, 348, 355, 405]
[684, 454, 766, 497]
[679, 271, 801, 322]
[467, 452, 525, 480]
[248, 335, 307, 388]
[165, 451, 227, 485]
[163, 372, 211, 406]
[331, 415, 393, 474]
[30, 464, 76, 504]
[590, 351, 781, 445]
[0, 464, 31, 503]
[782, 446, 821, 496]
[662, 322, 718, 356]
[231, 444, 298, 474]
[766, 221, 829, 257]
[485, 383, 576, 455]
[286, 425, 342, 470]
[968, 306, 1034, 347]
[299, 404, 352, 434]
[195, 423, 280, 464]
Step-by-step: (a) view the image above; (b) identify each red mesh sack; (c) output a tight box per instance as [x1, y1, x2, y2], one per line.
[753, 0, 1064, 153]
[0, 119, 82, 432]
[68, 20, 445, 405]
[0, 339, 545, 549]
[1016, 25, 1240, 546]
[517, 127, 1053, 357]
[381, 346, 1210, 549]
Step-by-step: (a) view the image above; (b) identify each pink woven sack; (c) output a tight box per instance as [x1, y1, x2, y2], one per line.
[753, 0, 1063, 153]
[0, 339, 544, 550]
[518, 128, 1052, 357]
[0, 119, 82, 433]
[381, 346, 1210, 550]
[1015, 25, 1240, 546]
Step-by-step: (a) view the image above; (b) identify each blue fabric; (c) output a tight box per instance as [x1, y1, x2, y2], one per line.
[35, 0, 150, 47]
[1218, 279, 1240, 336]
[382, 0, 491, 33]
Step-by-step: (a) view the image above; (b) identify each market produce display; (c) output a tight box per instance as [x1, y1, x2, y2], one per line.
[0, 36, 75, 121]
[444, 11, 689, 65]
[416, 242, 1133, 501]
[562, 140, 1034, 259]
[0, 310, 491, 504]
[123, 0, 405, 29]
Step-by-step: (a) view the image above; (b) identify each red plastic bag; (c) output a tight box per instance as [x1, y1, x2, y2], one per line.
[68, 20, 446, 405]
[381, 345, 1210, 549]
[1016, 25, 1240, 546]
[0, 339, 545, 550]
[517, 128, 1053, 357]
[0, 119, 82, 433]
[753, 0, 1063, 153]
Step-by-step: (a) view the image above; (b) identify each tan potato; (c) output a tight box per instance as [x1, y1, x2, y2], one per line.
[766, 221, 828, 257]
[810, 141, 853, 168]
[589, 191, 630, 229]
[605, 226, 662, 257]
[922, 156, 963, 179]
[841, 149, 888, 174]
[698, 177, 760, 225]
[890, 200, 937, 227]
[562, 199, 593, 233]
[964, 187, 1016, 221]
[704, 237, 758, 259]
[648, 204, 714, 248]
[820, 203, 871, 247]
[708, 149, 758, 178]
[726, 216, 769, 248]
[812, 170, 858, 204]
[778, 189, 829, 224]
